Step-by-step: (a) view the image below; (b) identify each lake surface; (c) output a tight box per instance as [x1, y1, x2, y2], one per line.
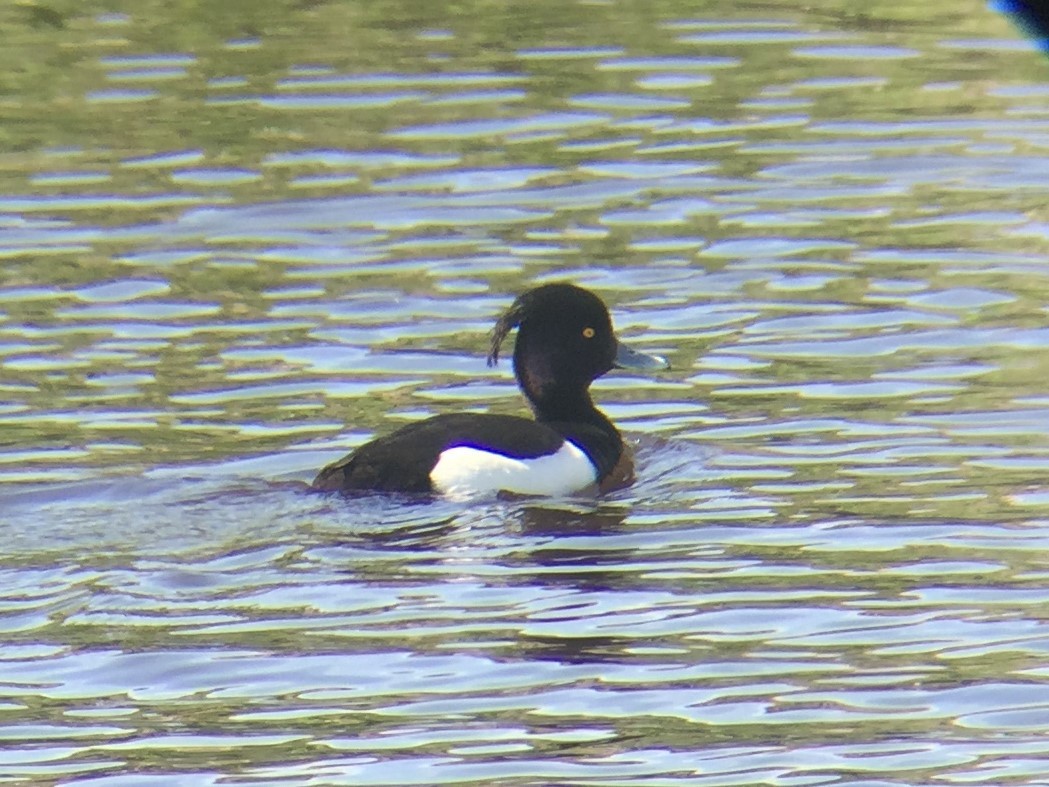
[4, 0, 1049, 783]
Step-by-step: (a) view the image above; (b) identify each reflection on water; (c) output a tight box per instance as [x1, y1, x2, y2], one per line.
[3, 0, 1049, 783]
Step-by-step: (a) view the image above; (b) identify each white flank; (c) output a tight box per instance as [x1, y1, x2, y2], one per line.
[430, 441, 597, 498]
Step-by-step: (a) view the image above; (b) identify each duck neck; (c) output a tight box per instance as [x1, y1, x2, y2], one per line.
[529, 385, 616, 435]
[512, 342, 618, 438]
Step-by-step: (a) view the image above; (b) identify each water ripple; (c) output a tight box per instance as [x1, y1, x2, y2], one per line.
[3, 3, 1049, 784]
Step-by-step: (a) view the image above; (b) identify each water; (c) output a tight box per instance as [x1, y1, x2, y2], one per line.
[3, 0, 1049, 782]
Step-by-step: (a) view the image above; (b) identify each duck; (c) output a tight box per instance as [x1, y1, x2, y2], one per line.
[311, 282, 668, 498]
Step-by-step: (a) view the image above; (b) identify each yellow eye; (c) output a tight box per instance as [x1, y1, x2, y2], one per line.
[582, 327, 595, 339]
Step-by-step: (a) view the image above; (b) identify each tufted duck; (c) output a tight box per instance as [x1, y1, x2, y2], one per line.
[311, 283, 667, 498]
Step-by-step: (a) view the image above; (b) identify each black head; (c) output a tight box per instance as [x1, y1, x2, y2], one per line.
[488, 283, 666, 418]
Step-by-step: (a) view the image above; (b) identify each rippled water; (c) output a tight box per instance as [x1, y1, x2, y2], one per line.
[4, 0, 1049, 783]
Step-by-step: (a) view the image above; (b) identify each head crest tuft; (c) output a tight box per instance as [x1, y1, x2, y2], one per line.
[487, 294, 528, 367]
